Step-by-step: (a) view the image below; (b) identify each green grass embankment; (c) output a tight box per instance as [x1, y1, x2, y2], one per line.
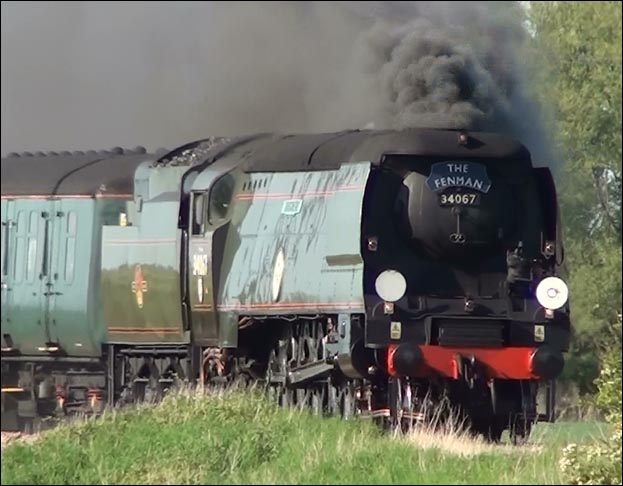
[0, 390, 607, 485]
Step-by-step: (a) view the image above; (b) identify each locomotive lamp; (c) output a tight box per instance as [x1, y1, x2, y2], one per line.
[384, 302, 394, 315]
[544, 241, 556, 257]
[464, 298, 476, 312]
[536, 277, 569, 310]
[375, 270, 407, 303]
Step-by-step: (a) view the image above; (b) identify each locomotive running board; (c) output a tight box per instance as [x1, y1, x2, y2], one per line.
[285, 359, 335, 386]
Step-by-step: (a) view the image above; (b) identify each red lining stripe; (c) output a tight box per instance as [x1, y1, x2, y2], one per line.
[193, 305, 213, 311]
[235, 184, 366, 201]
[108, 330, 181, 334]
[218, 301, 362, 312]
[108, 327, 181, 333]
[219, 301, 361, 308]
[104, 239, 176, 245]
[1, 194, 132, 200]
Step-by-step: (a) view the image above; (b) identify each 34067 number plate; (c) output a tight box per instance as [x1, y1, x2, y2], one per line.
[438, 191, 481, 206]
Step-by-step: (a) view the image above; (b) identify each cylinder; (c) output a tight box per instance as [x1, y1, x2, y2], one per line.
[530, 346, 564, 379]
[389, 344, 423, 376]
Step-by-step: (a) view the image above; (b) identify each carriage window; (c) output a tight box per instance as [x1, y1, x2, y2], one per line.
[209, 174, 235, 224]
[64, 212, 77, 283]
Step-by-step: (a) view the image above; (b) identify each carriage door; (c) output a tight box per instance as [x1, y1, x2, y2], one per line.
[39, 201, 61, 348]
[47, 201, 88, 353]
[3, 200, 55, 353]
[188, 173, 235, 346]
[1, 200, 16, 347]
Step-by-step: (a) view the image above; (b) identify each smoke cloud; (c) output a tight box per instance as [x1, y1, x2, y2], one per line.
[1, 1, 552, 163]
[349, 1, 554, 163]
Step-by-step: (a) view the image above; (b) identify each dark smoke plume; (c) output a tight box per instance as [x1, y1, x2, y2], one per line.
[347, 1, 553, 162]
[1, 1, 553, 164]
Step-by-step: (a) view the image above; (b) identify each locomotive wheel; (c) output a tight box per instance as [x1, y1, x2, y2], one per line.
[310, 386, 324, 416]
[265, 349, 281, 405]
[295, 388, 309, 408]
[388, 377, 403, 431]
[340, 384, 356, 419]
[470, 418, 505, 443]
[327, 381, 340, 416]
[314, 321, 327, 361]
[132, 374, 162, 404]
[265, 329, 294, 409]
[144, 375, 163, 403]
[1, 395, 20, 431]
[164, 360, 187, 393]
[260, 321, 362, 420]
[265, 349, 280, 385]
[509, 415, 533, 445]
[402, 380, 415, 433]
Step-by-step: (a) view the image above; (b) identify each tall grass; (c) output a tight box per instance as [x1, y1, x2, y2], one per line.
[0, 387, 607, 485]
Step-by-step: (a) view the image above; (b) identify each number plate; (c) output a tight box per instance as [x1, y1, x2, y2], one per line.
[438, 190, 481, 206]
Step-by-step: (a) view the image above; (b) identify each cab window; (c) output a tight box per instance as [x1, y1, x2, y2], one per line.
[209, 174, 235, 224]
[192, 192, 208, 235]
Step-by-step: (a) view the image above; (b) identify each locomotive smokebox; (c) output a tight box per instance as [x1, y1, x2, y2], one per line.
[394, 159, 517, 262]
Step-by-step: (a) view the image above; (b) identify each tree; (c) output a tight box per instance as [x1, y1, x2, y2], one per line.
[527, 2, 622, 394]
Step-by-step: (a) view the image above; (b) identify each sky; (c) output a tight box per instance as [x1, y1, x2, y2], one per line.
[1, 1, 369, 155]
[1, 1, 543, 160]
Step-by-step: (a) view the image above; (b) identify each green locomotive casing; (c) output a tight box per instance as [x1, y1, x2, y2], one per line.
[186, 153, 370, 348]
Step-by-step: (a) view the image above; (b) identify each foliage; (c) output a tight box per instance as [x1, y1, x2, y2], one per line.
[559, 424, 622, 486]
[559, 317, 622, 485]
[526, 6, 622, 481]
[559, 330, 602, 396]
[594, 323, 622, 424]
[527, 1, 622, 400]
[528, 1, 622, 240]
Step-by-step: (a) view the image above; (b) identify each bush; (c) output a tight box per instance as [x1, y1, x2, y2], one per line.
[559, 418, 622, 485]
[559, 315, 622, 485]
[594, 320, 622, 424]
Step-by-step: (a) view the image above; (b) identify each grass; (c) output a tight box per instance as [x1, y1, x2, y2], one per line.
[0, 388, 609, 485]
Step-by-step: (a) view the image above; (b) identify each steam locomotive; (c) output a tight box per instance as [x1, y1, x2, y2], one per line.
[1, 128, 571, 441]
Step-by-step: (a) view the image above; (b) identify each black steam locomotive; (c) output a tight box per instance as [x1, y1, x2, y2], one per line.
[1, 128, 570, 441]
